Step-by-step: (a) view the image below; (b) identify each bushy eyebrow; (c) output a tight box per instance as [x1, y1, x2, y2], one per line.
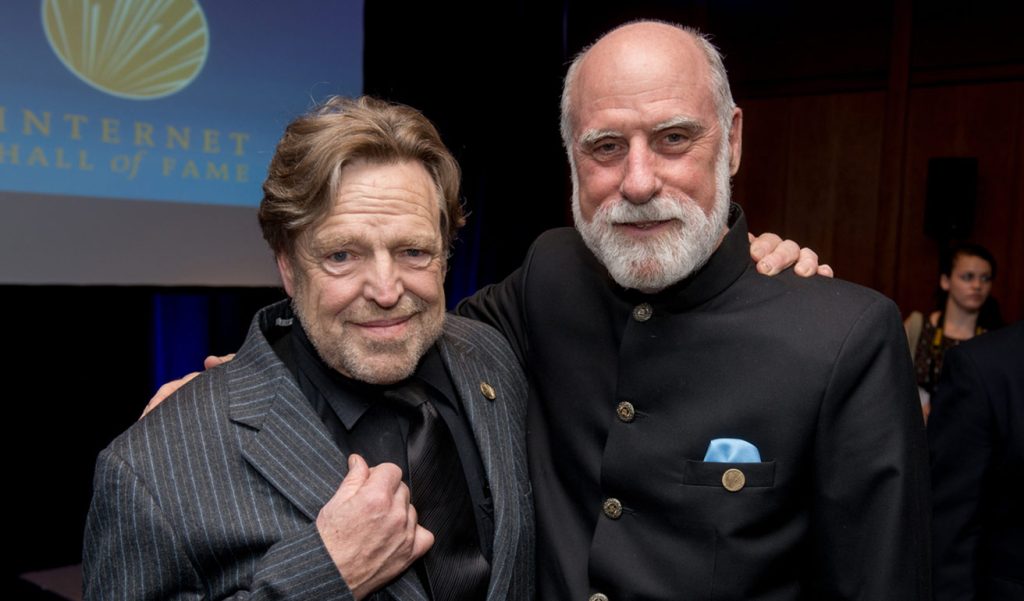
[578, 128, 623, 147]
[578, 117, 707, 148]
[305, 235, 355, 257]
[392, 235, 442, 251]
[307, 233, 440, 256]
[652, 116, 705, 135]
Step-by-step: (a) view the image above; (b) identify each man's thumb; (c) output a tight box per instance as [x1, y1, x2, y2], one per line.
[339, 454, 369, 492]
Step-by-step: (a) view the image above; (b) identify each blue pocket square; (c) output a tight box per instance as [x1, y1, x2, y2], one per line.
[703, 438, 761, 463]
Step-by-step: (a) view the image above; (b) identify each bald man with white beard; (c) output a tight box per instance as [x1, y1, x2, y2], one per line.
[457, 21, 931, 601]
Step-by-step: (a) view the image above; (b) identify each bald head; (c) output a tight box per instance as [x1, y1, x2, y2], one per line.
[560, 21, 735, 156]
[562, 20, 742, 292]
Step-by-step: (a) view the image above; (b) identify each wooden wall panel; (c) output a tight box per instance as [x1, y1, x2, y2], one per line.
[898, 82, 1024, 322]
[732, 98, 792, 237]
[735, 92, 886, 288]
[736, 84, 1022, 324]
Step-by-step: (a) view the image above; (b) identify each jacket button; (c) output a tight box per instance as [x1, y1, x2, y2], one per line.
[632, 303, 653, 322]
[722, 468, 746, 492]
[590, 594, 609, 601]
[602, 497, 623, 519]
[616, 401, 635, 423]
[479, 381, 496, 400]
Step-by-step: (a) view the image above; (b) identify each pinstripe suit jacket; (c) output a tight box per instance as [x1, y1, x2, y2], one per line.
[83, 301, 533, 601]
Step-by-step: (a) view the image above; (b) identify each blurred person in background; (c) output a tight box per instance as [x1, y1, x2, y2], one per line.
[929, 320, 1023, 600]
[905, 242, 1003, 420]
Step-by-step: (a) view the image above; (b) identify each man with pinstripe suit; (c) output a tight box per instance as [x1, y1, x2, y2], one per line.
[82, 96, 533, 601]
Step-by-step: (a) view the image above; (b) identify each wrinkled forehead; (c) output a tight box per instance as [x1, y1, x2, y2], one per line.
[303, 160, 443, 249]
[336, 157, 441, 211]
[573, 28, 715, 118]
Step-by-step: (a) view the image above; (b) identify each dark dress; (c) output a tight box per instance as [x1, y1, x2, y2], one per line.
[912, 313, 984, 395]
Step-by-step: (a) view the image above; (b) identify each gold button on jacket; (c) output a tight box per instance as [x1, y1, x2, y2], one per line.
[602, 498, 623, 519]
[632, 303, 653, 322]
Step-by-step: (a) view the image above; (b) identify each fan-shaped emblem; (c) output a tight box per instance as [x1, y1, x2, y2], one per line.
[41, 0, 209, 100]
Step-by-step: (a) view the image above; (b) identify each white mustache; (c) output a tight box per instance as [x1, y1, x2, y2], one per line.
[598, 197, 689, 225]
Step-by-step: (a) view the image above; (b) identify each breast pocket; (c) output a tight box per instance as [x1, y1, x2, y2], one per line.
[679, 460, 783, 599]
[681, 460, 776, 491]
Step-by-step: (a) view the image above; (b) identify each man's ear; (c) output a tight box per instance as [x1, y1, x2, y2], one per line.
[276, 253, 296, 297]
[729, 107, 743, 176]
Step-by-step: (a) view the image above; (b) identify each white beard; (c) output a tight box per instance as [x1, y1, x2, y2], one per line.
[573, 142, 732, 292]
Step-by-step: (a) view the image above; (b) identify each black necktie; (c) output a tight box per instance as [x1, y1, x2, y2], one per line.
[384, 385, 490, 601]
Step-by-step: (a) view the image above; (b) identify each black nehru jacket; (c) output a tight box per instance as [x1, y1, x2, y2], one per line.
[458, 204, 931, 601]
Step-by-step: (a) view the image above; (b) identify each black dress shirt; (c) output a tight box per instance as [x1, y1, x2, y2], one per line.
[269, 319, 494, 559]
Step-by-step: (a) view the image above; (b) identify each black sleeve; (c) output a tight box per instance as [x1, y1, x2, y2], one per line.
[810, 296, 932, 601]
[454, 246, 537, 369]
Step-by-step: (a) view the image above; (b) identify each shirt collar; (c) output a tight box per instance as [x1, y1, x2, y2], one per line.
[289, 317, 458, 430]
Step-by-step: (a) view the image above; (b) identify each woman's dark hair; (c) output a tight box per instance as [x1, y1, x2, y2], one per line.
[939, 242, 997, 278]
[934, 241, 1003, 329]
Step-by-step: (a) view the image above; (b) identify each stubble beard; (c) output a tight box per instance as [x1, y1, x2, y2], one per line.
[572, 140, 732, 292]
[292, 292, 445, 385]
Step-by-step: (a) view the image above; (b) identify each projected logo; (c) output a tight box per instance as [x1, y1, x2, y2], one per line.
[41, 0, 209, 100]
[3, 0, 362, 207]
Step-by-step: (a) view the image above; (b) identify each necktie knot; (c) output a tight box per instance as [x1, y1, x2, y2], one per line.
[383, 382, 433, 414]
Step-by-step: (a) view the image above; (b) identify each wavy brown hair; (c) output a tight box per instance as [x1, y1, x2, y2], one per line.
[259, 96, 464, 257]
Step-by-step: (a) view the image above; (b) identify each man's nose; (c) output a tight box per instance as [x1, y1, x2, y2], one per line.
[620, 143, 661, 204]
[363, 254, 403, 308]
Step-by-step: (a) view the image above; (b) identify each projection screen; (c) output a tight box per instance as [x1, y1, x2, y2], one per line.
[1, 0, 364, 285]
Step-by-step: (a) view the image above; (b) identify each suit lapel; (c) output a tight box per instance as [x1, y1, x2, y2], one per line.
[236, 381, 347, 522]
[221, 310, 347, 522]
[437, 332, 520, 601]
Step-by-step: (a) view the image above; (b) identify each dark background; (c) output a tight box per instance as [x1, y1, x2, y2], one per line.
[6, 0, 1022, 595]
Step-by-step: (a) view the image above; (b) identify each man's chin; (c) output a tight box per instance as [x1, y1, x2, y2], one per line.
[343, 353, 420, 385]
[608, 268, 678, 293]
[601, 246, 710, 291]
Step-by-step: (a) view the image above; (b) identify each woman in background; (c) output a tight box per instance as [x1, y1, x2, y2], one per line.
[905, 242, 1002, 420]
